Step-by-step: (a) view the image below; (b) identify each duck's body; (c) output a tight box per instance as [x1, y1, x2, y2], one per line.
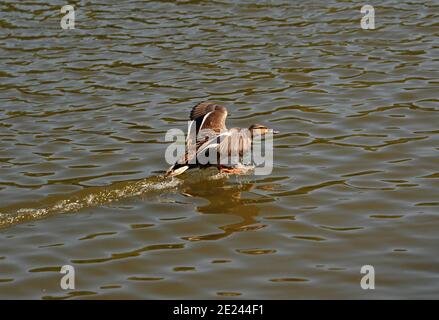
[165, 101, 274, 177]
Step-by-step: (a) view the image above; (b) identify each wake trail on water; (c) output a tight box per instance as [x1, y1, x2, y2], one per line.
[0, 165, 255, 229]
[0, 176, 183, 229]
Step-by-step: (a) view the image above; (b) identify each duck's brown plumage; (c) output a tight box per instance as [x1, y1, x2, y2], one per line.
[190, 101, 228, 133]
[165, 101, 269, 177]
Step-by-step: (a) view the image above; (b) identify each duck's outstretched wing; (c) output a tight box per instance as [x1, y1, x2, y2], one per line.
[165, 136, 210, 177]
[165, 131, 229, 177]
[194, 129, 252, 167]
[189, 101, 228, 132]
[165, 129, 251, 177]
[190, 101, 222, 120]
[165, 102, 230, 177]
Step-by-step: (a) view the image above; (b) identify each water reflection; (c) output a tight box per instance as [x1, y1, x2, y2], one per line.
[180, 174, 266, 241]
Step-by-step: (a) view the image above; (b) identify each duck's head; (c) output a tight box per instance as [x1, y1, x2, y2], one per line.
[249, 124, 279, 135]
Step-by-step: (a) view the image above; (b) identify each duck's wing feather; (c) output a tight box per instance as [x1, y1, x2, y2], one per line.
[165, 102, 232, 177]
[190, 101, 228, 131]
[190, 101, 219, 120]
[192, 128, 251, 166]
[165, 129, 252, 177]
[191, 128, 252, 166]
[165, 136, 210, 177]
[165, 131, 228, 177]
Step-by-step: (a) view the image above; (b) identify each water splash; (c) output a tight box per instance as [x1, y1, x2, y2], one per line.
[0, 176, 182, 229]
[0, 166, 255, 229]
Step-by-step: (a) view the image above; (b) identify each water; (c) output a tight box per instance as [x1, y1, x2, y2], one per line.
[0, 0, 438, 299]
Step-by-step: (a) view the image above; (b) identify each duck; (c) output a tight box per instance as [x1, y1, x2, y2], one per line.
[165, 101, 278, 177]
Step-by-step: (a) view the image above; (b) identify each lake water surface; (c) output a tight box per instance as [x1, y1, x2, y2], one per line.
[0, 0, 438, 299]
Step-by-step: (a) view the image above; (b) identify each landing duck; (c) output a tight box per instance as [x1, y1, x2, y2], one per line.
[165, 101, 278, 177]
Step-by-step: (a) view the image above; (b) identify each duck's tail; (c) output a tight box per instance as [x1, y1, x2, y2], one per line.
[165, 164, 189, 177]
